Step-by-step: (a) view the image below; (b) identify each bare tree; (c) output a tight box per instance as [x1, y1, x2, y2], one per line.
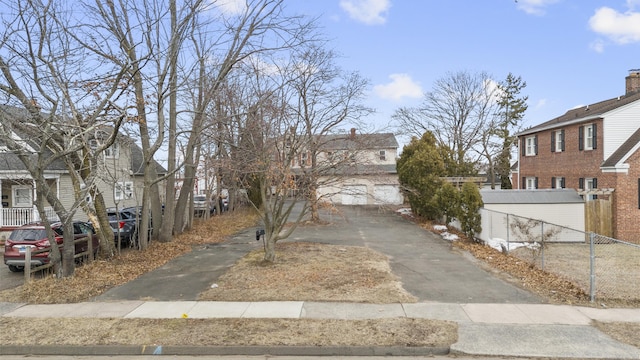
[287, 44, 372, 222]
[0, 0, 134, 275]
[393, 70, 496, 174]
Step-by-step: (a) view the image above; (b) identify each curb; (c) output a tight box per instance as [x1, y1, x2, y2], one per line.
[0, 344, 450, 357]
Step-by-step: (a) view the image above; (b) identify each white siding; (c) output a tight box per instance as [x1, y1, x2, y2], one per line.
[480, 203, 585, 243]
[603, 101, 640, 161]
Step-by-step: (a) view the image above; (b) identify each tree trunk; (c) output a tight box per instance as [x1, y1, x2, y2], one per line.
[264, 235, 276, 263]
[91, 191, 115, 257]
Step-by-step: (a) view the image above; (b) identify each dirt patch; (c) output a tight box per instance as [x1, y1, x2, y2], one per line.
[199, 242, 417, 303]
[0, 317, 456, 347]
[593, 321, 640, 349]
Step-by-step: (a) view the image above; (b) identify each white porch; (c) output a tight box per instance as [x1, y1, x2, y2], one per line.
[0, 206, 59, 227]
[0, 175, 60, 228]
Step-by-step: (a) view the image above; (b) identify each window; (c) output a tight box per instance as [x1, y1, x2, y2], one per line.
[524, 177, 538, 189]
[105, 141, 120, 158]
[551, 130, 564, 152]
[579, 177, 598, 200]
[12, 185, 32, 207]
[379, 150, 386, 161]
[114, 181, 133, 201]
[551, 177, 565, 189]
[299, 152, 308, 166]
[579, 124, 597, 151]
[525, 135, 537, 156]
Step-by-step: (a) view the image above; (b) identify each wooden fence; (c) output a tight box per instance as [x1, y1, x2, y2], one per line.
[22, 236, 95, 283]
[584, 199, 612, 237]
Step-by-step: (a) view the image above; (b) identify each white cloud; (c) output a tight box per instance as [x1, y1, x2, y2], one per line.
[373, 73, 423, 101]
[516, 0, 560, 16]
[589, 6, 640, 45]
[339, 0, 391, 25]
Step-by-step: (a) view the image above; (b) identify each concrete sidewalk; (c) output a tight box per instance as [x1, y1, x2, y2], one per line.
[2, 300, 640, 358]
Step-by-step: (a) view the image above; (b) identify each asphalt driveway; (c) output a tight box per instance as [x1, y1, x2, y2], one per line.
[94, 205, 542, 303]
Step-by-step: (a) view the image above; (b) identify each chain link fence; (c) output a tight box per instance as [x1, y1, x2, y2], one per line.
[476, 208, 640, 303]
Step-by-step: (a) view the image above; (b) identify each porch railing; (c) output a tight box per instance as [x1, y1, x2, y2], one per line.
[0, 207, 59, 228]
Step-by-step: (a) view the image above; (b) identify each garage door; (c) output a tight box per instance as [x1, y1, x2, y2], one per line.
[341, 185, 368, 205]
[374, 184, 403, 205]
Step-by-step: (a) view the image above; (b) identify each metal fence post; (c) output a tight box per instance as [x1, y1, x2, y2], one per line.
[540, 222, 545, 270]
[506, 213, 510, 252]
[589, 232, 596, 302]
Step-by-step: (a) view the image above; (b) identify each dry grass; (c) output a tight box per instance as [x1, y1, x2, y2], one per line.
[0, 209, 449, 348]
[593, 321, 640, 349]
[199, 242, 417, 303]
[0, 210, 260, 304]
[510, 243, 640, 302]
[0, 317, 456, 347]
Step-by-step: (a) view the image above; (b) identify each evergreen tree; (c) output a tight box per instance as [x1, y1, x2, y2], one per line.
[397, 132, 446, 219]
[433, 181, 460, 224]
[458, 182, 483, 240]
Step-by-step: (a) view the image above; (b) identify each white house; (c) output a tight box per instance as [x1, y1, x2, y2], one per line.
[296, 128, 404, 206]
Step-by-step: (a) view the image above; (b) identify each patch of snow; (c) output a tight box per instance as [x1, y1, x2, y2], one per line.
[441, 232, 459, 242]
[397, 208, 413, 216]
[485, 237, 540, 252]
[433, 225, 448, 232]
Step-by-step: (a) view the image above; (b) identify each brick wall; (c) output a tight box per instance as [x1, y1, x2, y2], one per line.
[613, 150, 640, 243]
[518, 118, 640, 243]
[518, 119, 612, 190]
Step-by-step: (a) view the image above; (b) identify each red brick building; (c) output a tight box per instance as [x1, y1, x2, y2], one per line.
[516, 70, 640, 243]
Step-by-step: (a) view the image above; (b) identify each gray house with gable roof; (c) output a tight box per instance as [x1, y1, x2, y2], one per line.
[0, 109, 166, 233]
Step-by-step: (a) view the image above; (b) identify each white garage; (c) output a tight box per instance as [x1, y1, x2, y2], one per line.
[374, 184, 403, 205]
[341, 185, 368, 205]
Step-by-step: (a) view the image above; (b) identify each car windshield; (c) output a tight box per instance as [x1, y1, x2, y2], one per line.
[9, 229, 47, 241]
[108, 211, 134, 220]
[194, 195, 207, 202]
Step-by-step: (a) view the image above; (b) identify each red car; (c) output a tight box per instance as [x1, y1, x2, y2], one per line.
[3, 221, 100, 272]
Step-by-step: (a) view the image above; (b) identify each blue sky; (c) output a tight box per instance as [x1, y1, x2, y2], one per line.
[283, 0, 640, 135]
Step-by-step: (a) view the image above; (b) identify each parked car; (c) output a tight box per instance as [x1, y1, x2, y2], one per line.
[107, 207, 141, 246]
[3, 221, 100, 272]
[193, 194, 214, 216]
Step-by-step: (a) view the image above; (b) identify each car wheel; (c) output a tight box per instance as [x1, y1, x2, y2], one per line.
[8, 265, 24, 273]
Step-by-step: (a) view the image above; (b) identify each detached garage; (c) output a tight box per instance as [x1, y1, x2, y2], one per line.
[374, 184, 403, 205]
[342, 185, 368, 205]
[478, 189, 585, 243]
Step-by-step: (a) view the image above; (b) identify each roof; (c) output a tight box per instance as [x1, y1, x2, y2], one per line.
[0, 105, 166, 175]
[518, 91, 640, 136]
[295, 163, 397, 176]
[317, 132, 398, 150]
[480, 189, 584, 204]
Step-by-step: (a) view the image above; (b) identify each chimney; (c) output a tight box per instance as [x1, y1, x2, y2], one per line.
[625, 69, 640, 95]
[350, 128, 356, 140]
